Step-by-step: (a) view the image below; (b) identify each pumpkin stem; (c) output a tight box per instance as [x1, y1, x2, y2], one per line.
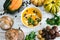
[52, 1, 55, 4]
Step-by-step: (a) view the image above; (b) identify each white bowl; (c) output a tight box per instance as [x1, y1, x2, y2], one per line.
[21, 6, 42, 28]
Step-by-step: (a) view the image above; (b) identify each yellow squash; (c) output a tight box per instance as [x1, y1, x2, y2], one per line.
[44, 0, 60, 14]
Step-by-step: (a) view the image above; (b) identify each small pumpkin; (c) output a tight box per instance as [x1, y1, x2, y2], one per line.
[30, 0, 45, 6]
[0, 16, 14, 30]
[3, 0, 22, 13]
[5, 28, 24, 40]
[44, 0, 60, 14]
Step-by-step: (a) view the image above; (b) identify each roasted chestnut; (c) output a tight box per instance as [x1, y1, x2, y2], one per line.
[46, 26, 51, 31]
[55, 32, 60, 37]
[49, 29, 55, 35]
[52, 26, 58, 32]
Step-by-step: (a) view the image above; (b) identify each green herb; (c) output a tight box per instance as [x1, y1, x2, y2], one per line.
[28, 17, 35, 26]
[36, 18, 41, 22]
[25, 31, 36, 40]
[46, 15, 60, 25]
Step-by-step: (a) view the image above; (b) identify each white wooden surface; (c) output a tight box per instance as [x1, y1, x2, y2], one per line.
[0, 0, 60, 40]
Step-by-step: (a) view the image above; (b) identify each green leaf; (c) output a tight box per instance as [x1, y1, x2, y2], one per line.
[29, 31, 36, 38]
[46, 15, 60, 25]
[25, 31, 36, 40]
[28, 17, 35, 25]
[25, 35, 29, 40]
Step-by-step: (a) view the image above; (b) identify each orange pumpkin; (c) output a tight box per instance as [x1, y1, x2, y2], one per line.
[3, 0, 22, 13]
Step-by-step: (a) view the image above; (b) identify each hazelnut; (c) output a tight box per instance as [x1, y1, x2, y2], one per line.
[37, 34, 42, 39]
[40, 38, 45, 40]
[38, 30, 43, 34]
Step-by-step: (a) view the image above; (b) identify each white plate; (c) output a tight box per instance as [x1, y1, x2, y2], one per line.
[0, 0, 60, 40]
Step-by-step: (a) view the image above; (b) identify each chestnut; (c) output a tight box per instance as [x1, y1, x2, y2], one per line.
[52, 26, 58, 32]
[46, 26, 51, 31]
[49, 29, 55, 35]
[55, 32, 60, 37]
[51, 34, 56, 39]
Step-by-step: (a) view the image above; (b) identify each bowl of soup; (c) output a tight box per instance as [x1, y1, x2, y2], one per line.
[21, 7, 42, 28]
